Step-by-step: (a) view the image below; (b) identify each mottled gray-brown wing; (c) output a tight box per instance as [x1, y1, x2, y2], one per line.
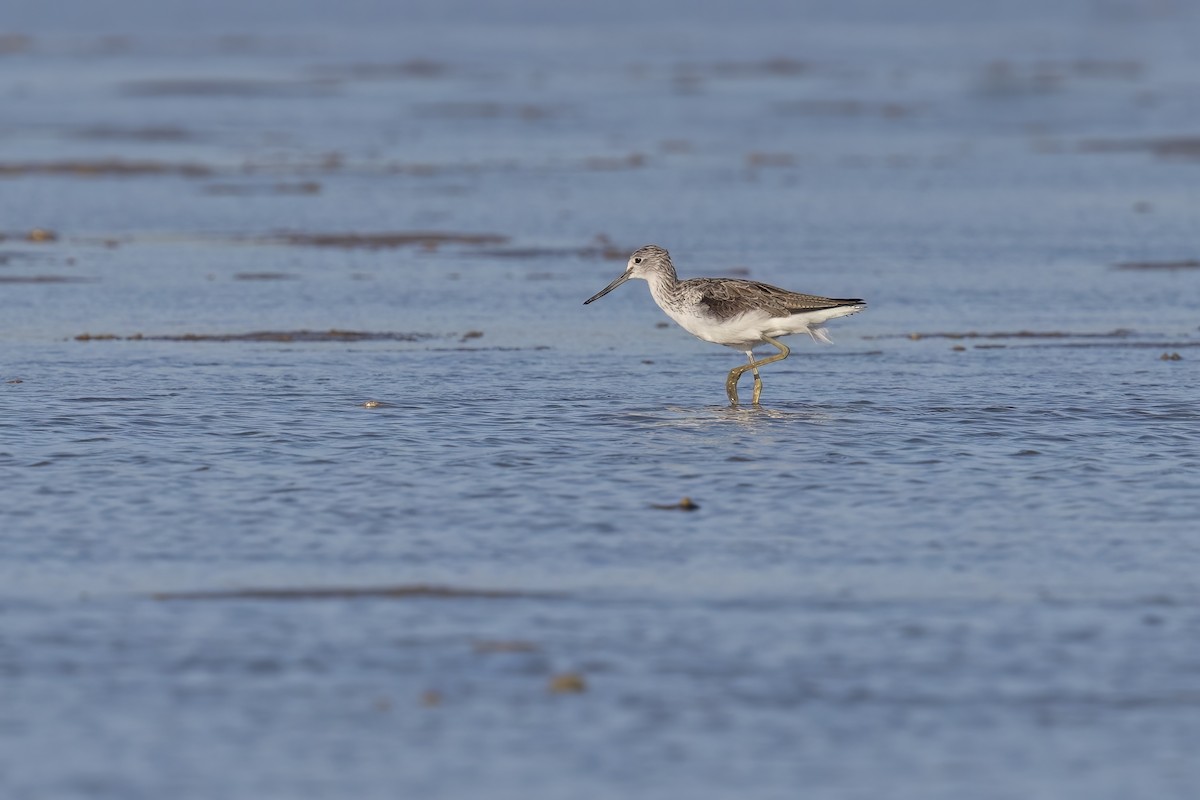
[693, 278, 860, 319]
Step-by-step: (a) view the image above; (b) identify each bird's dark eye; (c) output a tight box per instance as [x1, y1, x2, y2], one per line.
[634, 257, 643, 264]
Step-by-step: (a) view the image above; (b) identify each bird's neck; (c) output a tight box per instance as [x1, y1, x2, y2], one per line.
[645, 263, 680, 303]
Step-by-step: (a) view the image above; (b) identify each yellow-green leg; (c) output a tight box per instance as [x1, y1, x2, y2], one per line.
[750, 359, 764, 405]
[724, 336, 791, 406]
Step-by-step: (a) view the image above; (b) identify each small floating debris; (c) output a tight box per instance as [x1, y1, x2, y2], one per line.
[420, 690, 443, 707]
[460, 330, 484, 342]
[1160, 352, 1183, 361]
[362, 399, 384, 408]
[548, 673, 587, 694]
[152, 583, 563, 601]
[27, 228, 57, 242]
[650, 497, 700, 511]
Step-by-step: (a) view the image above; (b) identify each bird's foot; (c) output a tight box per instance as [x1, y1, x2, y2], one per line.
[725, 371, 741, 406]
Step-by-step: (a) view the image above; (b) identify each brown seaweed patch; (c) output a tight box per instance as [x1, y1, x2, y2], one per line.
[1053, 341, 1200, 350]
[75, 329, 440, 343]
[473, 640, 539, 654]
[977, 60, 1143, 98]
[583, 153, 646, 170]
[1, 229, 60, 244]
[430, 345, 550, 352]
[415, 102, 558, 120]
[0, 159, 213, 178]
[2, 275, 94, 284]
[329, 59, 450, 79]
[883, 329, 1200, 350]
[1066, 60, 1144, 79]
[774, 100, 921, 118]
[122, 77, 339, 97]
[746, 152, 795, 168]
[473, 233, 626, 261]
[233, 272, 295, 281]
[203, 181, 321, 196]
[1077, 136, 1200, 160]
[0, 34, 33, 54]
[267, 231, 509, 249]
[471, 242, 627, 260]
[659, 139, 694, 154]
[72, 125, 194, 142]
[702, 58, 810, 78]
[1114, 259, 1200, 271]
[153, 584, 561, 601]
[884, 329, 1136, 341]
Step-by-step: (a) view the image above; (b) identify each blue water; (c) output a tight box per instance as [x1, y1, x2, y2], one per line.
[3, 2, 1200, 798]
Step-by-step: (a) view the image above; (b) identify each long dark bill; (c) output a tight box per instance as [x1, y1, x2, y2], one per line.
[583, 271, 631, 305]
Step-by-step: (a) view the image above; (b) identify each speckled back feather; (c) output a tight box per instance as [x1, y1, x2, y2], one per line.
[688, 278, 863, 319]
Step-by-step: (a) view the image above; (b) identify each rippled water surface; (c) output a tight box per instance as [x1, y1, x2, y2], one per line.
[3, 1, 1200, 798]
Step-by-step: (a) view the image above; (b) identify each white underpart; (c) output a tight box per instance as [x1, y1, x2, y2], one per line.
[660, 302, 865, 351]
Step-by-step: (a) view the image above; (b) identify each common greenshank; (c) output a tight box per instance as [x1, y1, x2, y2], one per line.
[584, 244, 865, 405]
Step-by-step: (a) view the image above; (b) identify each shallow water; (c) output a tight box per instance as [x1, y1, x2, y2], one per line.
[3, 1, 1200, 798]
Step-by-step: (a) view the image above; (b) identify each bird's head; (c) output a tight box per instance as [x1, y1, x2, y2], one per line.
[583, 244, 672, 304]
